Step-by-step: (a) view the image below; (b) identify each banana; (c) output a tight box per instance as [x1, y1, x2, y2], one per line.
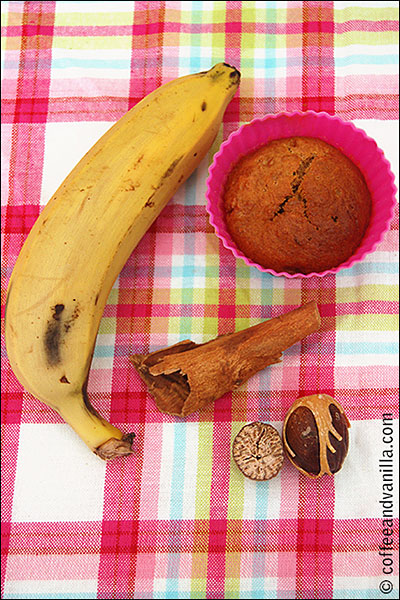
[5, 63, 240, 459]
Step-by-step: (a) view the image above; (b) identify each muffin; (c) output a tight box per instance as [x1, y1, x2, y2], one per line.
[223, 136, 372, 274]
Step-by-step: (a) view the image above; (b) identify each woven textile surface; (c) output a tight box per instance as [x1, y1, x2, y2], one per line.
[1, 1, 399, 599]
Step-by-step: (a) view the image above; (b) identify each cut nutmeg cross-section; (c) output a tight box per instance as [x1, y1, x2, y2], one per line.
[232, 422, 284, 481]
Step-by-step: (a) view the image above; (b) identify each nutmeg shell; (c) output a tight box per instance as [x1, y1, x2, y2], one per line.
[327, 403, 349, 473]
[283, 394, 350, 478]
[284, 405, 320, 476]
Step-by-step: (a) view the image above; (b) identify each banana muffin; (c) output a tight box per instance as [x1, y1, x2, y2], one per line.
[223, 136, 372, 274]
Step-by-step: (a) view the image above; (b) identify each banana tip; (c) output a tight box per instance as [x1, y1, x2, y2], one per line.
[95, 432, 135, 460]
[222, 62, 241, 78]
[207, 63, 241, 86]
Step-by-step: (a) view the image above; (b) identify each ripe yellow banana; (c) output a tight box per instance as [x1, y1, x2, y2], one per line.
[5, 63, 240, 459]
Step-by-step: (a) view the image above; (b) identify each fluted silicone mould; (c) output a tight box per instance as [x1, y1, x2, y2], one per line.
[206, 111, 397, 278]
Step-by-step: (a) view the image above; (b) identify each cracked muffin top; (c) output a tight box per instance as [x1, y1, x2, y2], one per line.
[223, 136, 372, 274]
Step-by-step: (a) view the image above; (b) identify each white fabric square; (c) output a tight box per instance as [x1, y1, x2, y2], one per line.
[41, 122, 111, 205]
[12, 424, 106, 522]
[334, 419, 398, 519]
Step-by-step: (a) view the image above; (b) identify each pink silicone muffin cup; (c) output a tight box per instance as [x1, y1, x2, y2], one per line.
[206, 111, 397, 278]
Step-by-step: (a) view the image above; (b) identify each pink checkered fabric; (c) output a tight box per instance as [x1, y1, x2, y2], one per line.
[1, 2, 398, 599]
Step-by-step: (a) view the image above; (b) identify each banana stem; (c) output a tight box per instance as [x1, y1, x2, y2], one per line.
[54, 393, 135, 460]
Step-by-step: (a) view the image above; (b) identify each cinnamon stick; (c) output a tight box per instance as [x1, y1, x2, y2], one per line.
[130, 301, 321, 417]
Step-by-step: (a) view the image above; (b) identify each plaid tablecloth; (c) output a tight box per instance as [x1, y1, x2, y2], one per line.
[1, 2, 399, 599]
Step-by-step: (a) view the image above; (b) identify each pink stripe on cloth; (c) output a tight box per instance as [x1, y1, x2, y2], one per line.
[138, 423, 165, 520]
[379, 227, 399, 254]
[6, 0, 55, 230]
[5, 553, 100, 580]
[334, 97, 399, 120]
[0, 123, 12, 204]
[0, 425, 20, 526]
[48, 78, 131, 99]
[277, 464, 300, 599]
[12, 3, 55, 125]
[1, 76, 18, 98]
[296, 486, 335, 598]
[98, 520, 139, 599]
[206, 413, 233, 597]
[333, 518, 399, 550]
[3, 204, 40, 233]
[236, 519, 298, 551]
[6, 521, 103, 553]
[336, 74, 399, 95]
[128, 3, 165, 109]
[333, 550, 397, 577]
[224, 5, 242, 128]
[4, 91, 397, 124]
[136, 551, 156, 578]
[98, 423, 146, 598]
[335, 301, 398, 315]
[302, 1, 335, 114]
[2, 96, 129, 123]
[206, 520, 228, 598]
[1, 523, 11, 599]
[335, 19, 399, 33]
[7, 124, 47, 208]
[335, 384, 399, 421]
[4, 17, 390, 38]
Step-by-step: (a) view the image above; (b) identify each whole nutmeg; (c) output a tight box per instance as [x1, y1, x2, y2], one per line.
[282, 394, 350, 478]
[232, 422, 284, 481]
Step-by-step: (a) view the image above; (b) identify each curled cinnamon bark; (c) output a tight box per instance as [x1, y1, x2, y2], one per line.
[130, 301, 321, 417]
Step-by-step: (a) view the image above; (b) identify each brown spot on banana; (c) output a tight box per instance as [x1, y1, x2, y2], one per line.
[125, 181, 139, 192]
[44, 303, 80, 366]
[145, 193, 156, 208]
[133, 153, 144, 169]
[44, 318, 62, 366]
[78, 195, 91, 213]
[161, 156, 184, 180]
[44, 304, 65, 364]
[53, 304, 65, 319]
[143, 155, 185, 209]
[63, 304, 80, 333]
